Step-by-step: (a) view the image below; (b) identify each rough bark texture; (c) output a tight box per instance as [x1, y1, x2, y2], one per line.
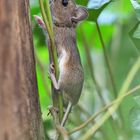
[0, 0, 45, 140]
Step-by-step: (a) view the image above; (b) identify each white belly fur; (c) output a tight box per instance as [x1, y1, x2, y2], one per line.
[58, 49, 67, 74]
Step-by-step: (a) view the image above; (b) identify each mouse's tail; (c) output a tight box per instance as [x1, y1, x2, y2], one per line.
[61, 101, 72, 127]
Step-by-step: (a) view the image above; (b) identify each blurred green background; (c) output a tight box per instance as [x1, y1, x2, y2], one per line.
[30, 0, 140, 140]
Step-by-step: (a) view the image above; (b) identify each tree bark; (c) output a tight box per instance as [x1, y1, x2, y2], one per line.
[0, 0, 45, 140]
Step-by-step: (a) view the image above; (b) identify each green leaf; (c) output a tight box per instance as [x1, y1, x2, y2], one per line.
[87, 0, 112, 21]
[129, 1, 140, 52]
[129, 22, 140, 52]
[130, 107, 140, 134]
[134, 95, 140, 107]
[133, 23, 140, 39]
[87, 0, 110, 9]
[130, 0, 140, 21]
[76, 0, 88, 6]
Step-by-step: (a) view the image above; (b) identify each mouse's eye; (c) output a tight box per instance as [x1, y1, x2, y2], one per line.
[62, 0, 68, 7]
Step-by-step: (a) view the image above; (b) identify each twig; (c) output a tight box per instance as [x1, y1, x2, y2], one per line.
[45, 0, 53, 32]
[69, 84, 140, 135]
[80, 27, 120, 137]
[39, 0, 53, 43]
[78, 57, 140, 140]
[39, 0, 63, 122]
[80, 27, 105, 105]
[95, 21, 125, 132]
[55, 125, 69, 140]
[95, 21, 117, 98]
[77, 105, 111, 140]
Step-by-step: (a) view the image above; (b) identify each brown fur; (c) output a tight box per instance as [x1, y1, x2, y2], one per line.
[51, 0, 88, 105]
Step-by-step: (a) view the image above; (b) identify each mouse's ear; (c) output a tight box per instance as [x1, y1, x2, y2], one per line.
[71, 7, 88, 23]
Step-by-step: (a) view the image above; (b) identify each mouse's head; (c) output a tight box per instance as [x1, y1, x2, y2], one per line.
[50, 0, 88, 27]
[50, 0, 76, 26]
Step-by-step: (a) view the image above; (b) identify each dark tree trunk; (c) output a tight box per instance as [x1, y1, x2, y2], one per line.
[0, 0, 45, 140]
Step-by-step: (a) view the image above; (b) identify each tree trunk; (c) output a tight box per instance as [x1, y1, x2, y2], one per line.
[0, 0, 45, 140]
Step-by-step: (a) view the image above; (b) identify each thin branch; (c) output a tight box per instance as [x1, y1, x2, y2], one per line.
[78, 57, 140, 140]
[55, 125, 69, 140]
[69, 84, 140, 135]
[77, 105, 111, 140]
[95, 21, 117, 98]
[39, 0, 53, 42]
[80, 27, 120, 136]
[80, 27, 105, 105]
[46, 0, 53, 33]
[95, 21, 125, 130]
[39, 0, 63, 123]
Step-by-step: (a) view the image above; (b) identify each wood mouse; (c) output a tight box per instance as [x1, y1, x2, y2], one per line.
[35, 0, 88, 126]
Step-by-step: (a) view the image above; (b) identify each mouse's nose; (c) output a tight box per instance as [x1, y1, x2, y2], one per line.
[62, 0, 68, 7]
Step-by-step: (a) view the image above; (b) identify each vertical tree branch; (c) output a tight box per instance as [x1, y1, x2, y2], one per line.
[39, 0, 63, 123]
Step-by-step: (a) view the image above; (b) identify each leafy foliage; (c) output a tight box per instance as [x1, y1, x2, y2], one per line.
[129, 0, 140, 52]
[87, 0, 112, 21]
[30, 0, 140, 139]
